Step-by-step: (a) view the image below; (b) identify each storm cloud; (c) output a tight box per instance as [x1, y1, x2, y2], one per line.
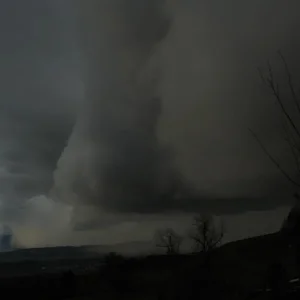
[0, 0, 299, 246]
[52, 0, 182, 215]
[51, 0, 300, 220]
[0, 1, 80, 205]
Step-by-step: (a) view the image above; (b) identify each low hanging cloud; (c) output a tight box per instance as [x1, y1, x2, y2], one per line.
[0, 0, 80, 207]
[0, 195, 72, 248]
[0, 0, 299, 246]
[52, 0, 300, 223]
[0, 0, 80, 246]
[52, 0, 183, 216]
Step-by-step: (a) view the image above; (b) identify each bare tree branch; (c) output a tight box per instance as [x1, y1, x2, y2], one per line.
[254, 53, 300, 188]
[189, 214, 224, 254]
[258, 61, 300, 140]
[278, 50, 300, 116]
[248, 128, 300, 187]
[154, 228, 182, 255]
[281, 117, 300, 173]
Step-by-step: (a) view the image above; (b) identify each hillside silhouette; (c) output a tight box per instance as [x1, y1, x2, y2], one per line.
[0, 229, 297, 299]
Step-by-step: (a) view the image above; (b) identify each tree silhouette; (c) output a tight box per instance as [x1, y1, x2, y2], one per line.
[154, 228, 182, 254]
[252, 52, 300, 279]
[250, 51, 300, 187]
[189, 214, 224, 254]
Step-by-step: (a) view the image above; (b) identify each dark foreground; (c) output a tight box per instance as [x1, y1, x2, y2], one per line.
[0, 233, 299, 299]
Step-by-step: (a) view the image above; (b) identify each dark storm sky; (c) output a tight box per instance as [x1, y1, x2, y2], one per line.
[70, 0, 300, 215]
[0, 0, 79, 212]
[0, 0, 299, 246]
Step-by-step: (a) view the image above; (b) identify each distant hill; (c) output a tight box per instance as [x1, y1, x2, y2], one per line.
[212, 231, 298, 289]
[0, 232, 287, 262]
[0, 240, 155, 263]
[0, 231, 297, 286]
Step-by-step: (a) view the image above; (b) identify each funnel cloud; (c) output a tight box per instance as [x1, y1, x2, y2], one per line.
[0, 0, 300, 246]
[53, 0, 183, 215]
[53, 0, 300, 219]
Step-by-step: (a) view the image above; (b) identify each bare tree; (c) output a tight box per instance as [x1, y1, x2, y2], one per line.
[250, 51, 300, 188]
[252, 52, 300, 277]
[189, 214, 224, 254]
[154, 228, 182, 254]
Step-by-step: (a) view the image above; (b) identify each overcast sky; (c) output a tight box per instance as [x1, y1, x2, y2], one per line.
[0, 0, 299, 248]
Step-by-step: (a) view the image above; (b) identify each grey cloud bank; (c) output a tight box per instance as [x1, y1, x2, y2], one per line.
[54, 0, 300, 218]
[0, 0, 299, 246]
[0, 0, 80, 204]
